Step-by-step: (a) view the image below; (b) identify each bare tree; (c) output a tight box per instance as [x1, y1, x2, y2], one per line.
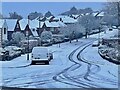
[9, 12, 23, 20]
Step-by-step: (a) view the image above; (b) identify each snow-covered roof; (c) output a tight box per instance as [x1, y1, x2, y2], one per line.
[71, 14, 80, 18]
[92, 12, 99, 17]
[19, 19, 39, 37]
[85, 13, 90, 15]
[63, 17, 77, 24]
[57, 21, 67, 27]
[6, 19, 17, 31]
[46, 16, 54, 20]
[31, 28, 38, 37]
[19, 19, 39, 30]
[97, 12, 104, 17]
[19, 19, 28, 30]
[41, 21, 66, 28]
[30, 19, 39, 29]
[53, 15, 77, 24]
[45, 21, 59, 27]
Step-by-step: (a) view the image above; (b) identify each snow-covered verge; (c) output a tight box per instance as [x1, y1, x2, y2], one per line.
[90, 28, 120, 64]
[98, 45, 120, 64]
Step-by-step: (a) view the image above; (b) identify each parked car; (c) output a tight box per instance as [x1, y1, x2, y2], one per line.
[109, 27, 113, 31]
[64, 37, 70, 42]
[0, 48, 6, 61]
[31, 47, 53, 65]
[4, 46, 22, 60]
[52, 34, 64, 44]
[20, 39, 38, 53]
[92, 41, 100, 47]
[112, 26, 117, 29]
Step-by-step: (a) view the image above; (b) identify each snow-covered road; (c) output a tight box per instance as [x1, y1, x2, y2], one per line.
[0, 38, 118, 89]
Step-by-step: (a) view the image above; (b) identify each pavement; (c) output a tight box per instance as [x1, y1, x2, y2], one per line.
[0, 54, 31, 68]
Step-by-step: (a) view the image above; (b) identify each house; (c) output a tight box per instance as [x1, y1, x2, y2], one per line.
[53, 15, 78, 25]
[0, 19, 8, 47]
[6, 19, 18, 40]
[96, 11, 105, 19]
[40, 20, 66, 34]
[19, 19, 39, 37]
[69, 14, 81, 19]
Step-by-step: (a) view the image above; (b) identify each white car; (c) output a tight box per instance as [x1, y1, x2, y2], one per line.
[92, 41, 100, 47]
[4, 46, 21, 59]
[0, 48, 6, 61]
[31, 47, 53, 65]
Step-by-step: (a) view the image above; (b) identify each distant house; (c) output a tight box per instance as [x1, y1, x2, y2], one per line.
[40, 21, 66, 34]
[0, 19, 8, 47]
[69, 14, 80, 19]
[53, 15, 77, 25]
[96, 11, 105, 19]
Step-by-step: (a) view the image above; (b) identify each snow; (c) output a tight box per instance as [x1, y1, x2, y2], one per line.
[41, 21, 66, 28]
[19, 19, 28, 30]
[97, 12, 104, 17]
[0, 29, 119, 88]
[80, 45, 118, 88]
[6, 19, 18, 31]
[30, 20, 39, 29]
[53, 15, 77, 24]
[0, 19, 4, 28]
[92, 12, 99, 17]
[19, 19, 39, 37]
[90, 28, 118, 39]
[32, 47, 49, 60]
[31, 28, 38, 37]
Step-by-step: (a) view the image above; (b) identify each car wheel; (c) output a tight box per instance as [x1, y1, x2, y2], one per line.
[45, 61, 49, 65]
[31, 61, 35, 65]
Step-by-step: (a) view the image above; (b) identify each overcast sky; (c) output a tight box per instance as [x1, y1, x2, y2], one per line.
[2, 2, 105, 18]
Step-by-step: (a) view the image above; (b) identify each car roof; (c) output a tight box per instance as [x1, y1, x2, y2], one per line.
[32, 47, 48, 53]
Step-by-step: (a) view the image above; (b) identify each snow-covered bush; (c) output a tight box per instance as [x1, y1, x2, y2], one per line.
[12, 32, 25, 44]
[41, 30, 52, 43]
[2, 40, 9, 47]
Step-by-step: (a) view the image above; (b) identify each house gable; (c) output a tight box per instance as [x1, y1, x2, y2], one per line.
[14, 20, 21, 32]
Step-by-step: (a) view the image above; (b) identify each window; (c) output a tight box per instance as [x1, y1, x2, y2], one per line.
[4, 28, 6, 34]
[33, 29, 35, 31]
[16, 24, 19, 28]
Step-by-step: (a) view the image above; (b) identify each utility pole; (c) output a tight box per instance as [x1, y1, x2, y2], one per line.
[26, 15, 30, 61]
[38, 16, 41, 37]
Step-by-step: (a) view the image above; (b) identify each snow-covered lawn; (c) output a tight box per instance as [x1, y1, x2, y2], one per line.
[90, 28, 118, 39]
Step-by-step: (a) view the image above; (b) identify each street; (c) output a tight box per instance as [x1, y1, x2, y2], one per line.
[0, 38, 118, 89]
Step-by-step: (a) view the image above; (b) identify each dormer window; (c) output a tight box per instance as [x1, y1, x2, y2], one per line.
[33, 29, 35, 31]
[16, 24, 19, 28]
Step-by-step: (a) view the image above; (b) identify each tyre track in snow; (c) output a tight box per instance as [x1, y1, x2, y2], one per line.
[78, 45, 117, 86]
[53, 40, 102, 88]
[3, 71, 56, 88]
[53, 40, 115, 89]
